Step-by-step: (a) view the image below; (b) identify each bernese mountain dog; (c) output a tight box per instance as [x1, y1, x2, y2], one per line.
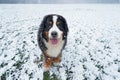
[37, 14, 68, 70]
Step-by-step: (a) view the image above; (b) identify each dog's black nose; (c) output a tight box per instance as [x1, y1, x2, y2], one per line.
[51, 31, 58, 38]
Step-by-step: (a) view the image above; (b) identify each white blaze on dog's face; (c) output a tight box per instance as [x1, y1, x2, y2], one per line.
[48, 16, 63, 45]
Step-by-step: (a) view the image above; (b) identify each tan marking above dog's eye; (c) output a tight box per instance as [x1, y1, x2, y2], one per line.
[56, 21, 60, 25]
[49, 21, 52, 25]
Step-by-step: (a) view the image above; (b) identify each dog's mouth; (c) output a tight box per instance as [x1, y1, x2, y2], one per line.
[50, 38, 58, 45]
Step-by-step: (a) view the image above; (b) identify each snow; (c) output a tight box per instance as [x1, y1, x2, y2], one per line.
[0, 4, 120, 80]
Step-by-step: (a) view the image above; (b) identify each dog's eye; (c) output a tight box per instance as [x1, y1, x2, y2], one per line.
[56, 21, 60, 26]
[49, 21, 53, 25]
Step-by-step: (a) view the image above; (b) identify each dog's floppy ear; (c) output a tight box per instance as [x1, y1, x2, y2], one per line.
[37, 16, 48, 51]
[63, 18, 69, 33]
[60, 16, 69, 32]
[40, 15, 48, 31]
[38, 15, 48, 39]
[64, 19, 69, 40]
[59, 16, 69, 39]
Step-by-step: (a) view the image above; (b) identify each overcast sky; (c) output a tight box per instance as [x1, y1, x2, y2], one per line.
[0, 0, 120, 3]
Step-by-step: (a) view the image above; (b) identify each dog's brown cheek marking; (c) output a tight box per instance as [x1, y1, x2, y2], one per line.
[44, 31, 49, 41]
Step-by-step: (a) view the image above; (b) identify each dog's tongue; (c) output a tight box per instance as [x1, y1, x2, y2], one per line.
[51, 39, 58, 45]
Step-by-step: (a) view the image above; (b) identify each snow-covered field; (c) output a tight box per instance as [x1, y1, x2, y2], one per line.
[0, 4, 120, 80]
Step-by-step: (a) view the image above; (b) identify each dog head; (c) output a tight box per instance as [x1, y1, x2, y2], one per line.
[40, 14, 68, 45]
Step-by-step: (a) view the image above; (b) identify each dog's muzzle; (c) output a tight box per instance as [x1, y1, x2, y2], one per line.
[50, 31, 58, 45]
[51, 31, 58, 38]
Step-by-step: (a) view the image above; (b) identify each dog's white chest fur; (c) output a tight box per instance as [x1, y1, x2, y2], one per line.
[46, 40, 64, 57]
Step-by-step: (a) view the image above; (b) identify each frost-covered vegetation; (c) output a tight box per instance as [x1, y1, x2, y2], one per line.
[0, 4, 120, 80]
